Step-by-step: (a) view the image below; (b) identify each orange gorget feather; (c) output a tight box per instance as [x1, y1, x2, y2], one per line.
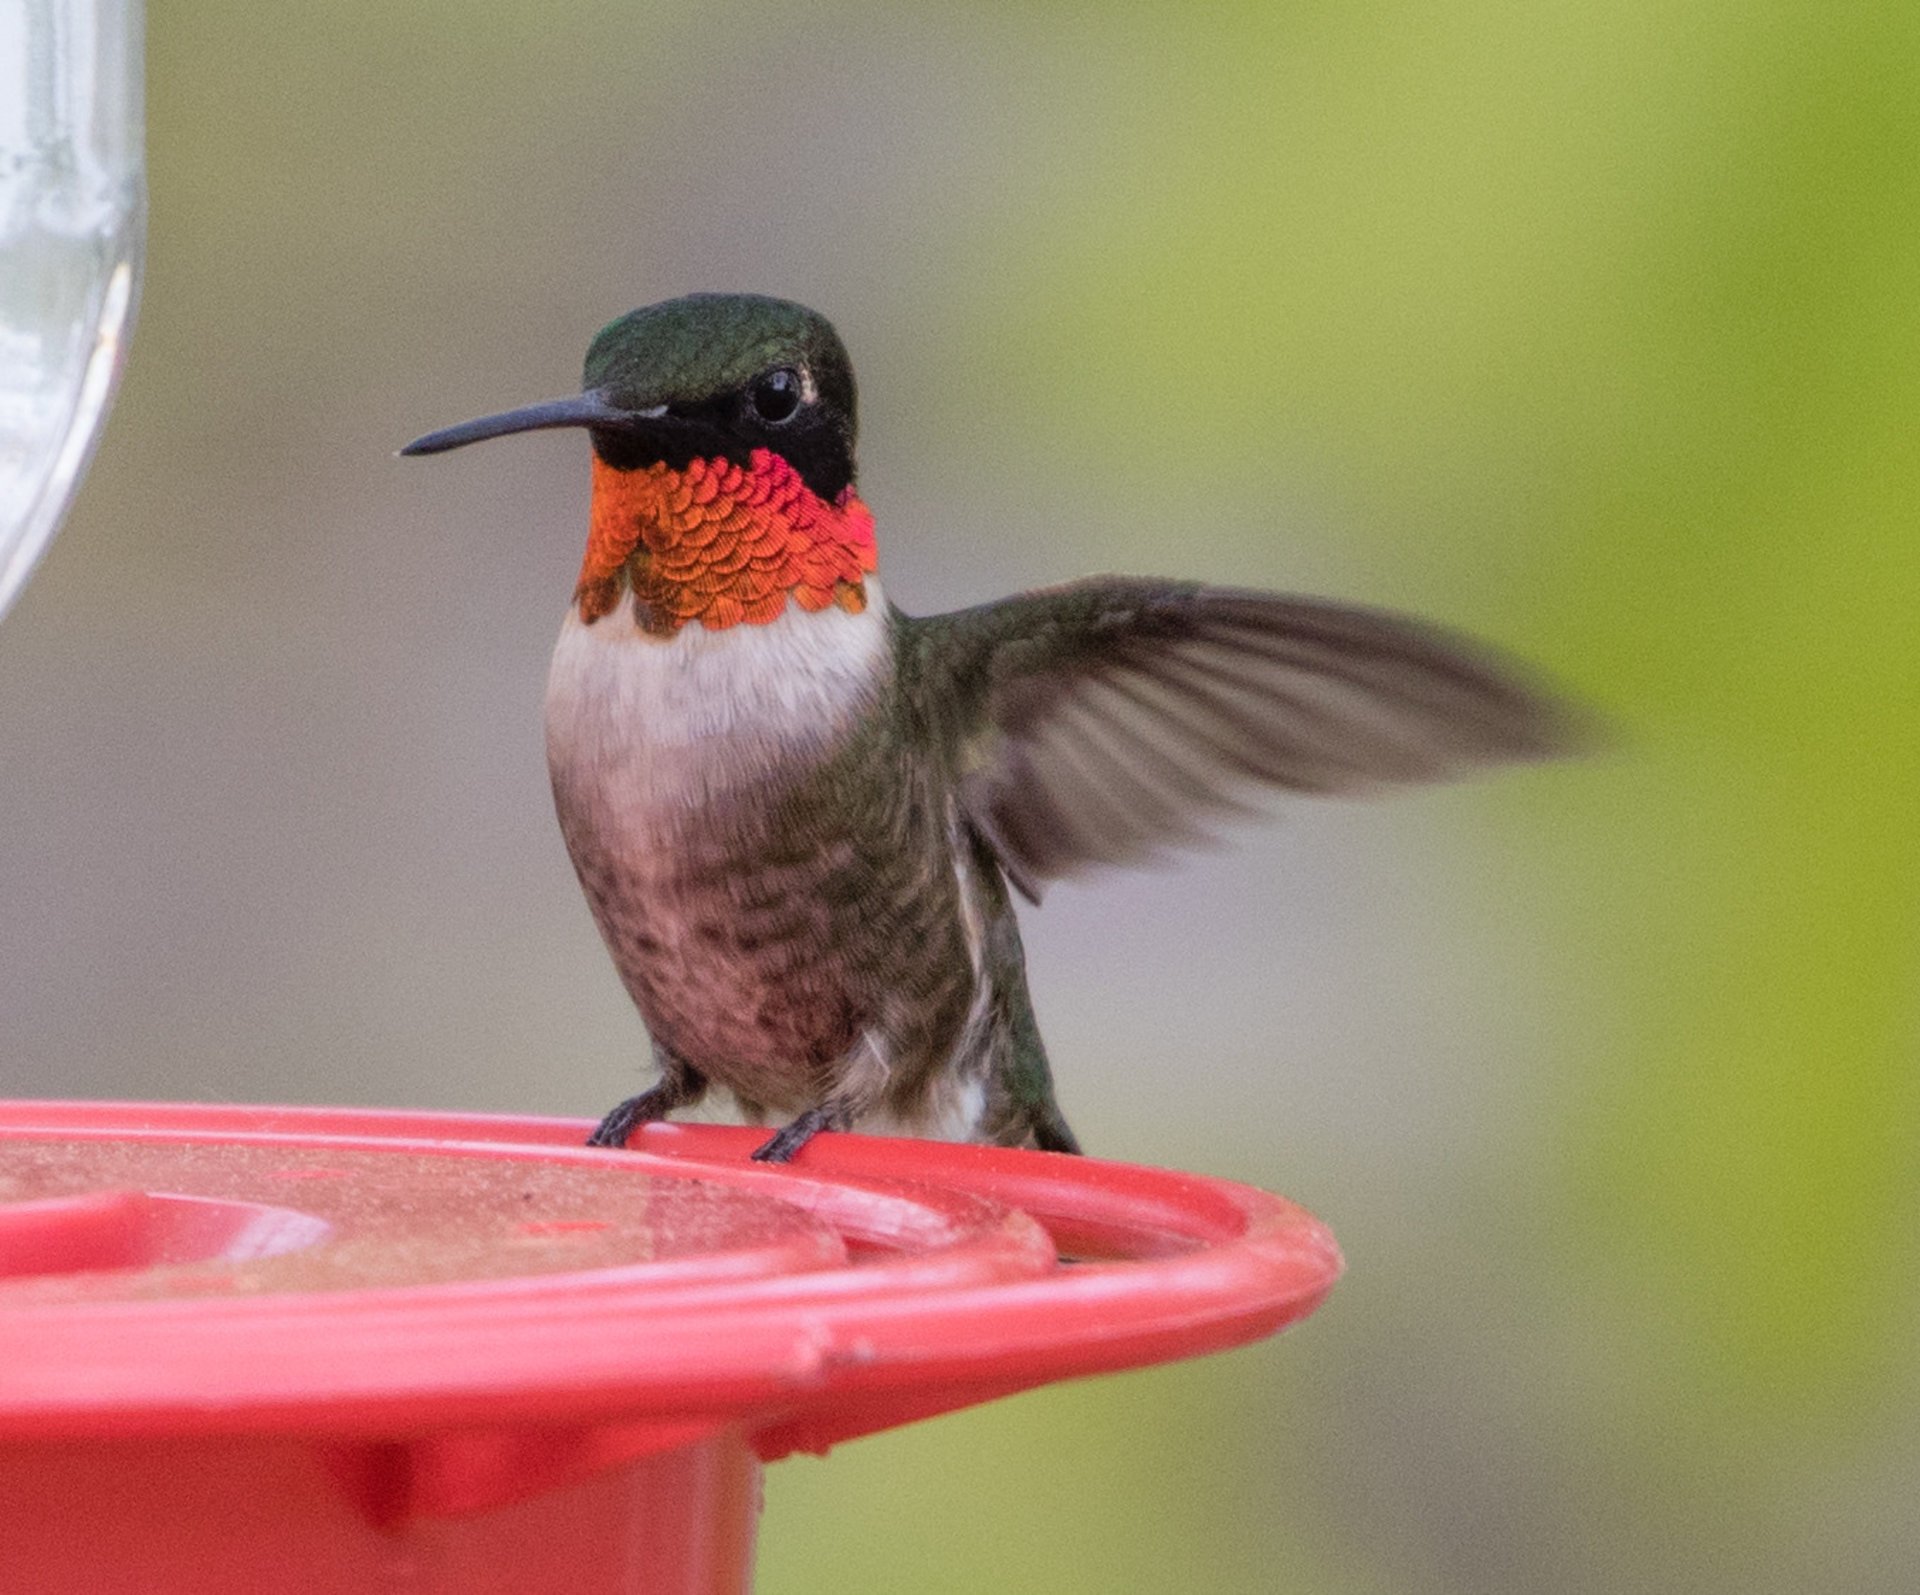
[577, 448, 877, 633]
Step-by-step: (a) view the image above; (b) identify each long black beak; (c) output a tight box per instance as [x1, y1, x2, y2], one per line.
[399, 392, 664, 456]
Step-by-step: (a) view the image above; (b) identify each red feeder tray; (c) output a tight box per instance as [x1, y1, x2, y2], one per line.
[0, 1101, 1341, 1593]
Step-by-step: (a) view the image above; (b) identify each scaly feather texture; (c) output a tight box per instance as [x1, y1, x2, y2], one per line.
[578, 449, 876, 633]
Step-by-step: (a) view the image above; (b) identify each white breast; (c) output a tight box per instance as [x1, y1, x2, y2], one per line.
[544, 579, 893, 820]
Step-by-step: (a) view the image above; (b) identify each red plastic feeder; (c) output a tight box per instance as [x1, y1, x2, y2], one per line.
[0, 1101, 1341, 1593]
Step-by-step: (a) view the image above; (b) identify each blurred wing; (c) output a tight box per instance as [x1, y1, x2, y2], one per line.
[907, 578, 1576, 902]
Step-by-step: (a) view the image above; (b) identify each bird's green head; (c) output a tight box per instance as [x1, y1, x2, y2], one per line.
[402, 294, 877, 634]
[581, 294, 857, 497]
[403, 292, 859, 500]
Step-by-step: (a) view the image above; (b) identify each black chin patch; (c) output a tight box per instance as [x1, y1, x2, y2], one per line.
[588, 424, 746, 477]
[768, 424, 855, 501]
[588, 398, 855, 501]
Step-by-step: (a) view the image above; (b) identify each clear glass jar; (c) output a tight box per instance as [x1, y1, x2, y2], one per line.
[0, 0, 144, 622]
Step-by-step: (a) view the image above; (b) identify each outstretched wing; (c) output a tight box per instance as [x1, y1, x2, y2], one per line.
[903, 577, 1577, 902]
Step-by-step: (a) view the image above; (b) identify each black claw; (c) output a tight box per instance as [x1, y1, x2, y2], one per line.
[751, 1107, 833, 1164]
[585, 1112, 636, 1149]
[586, 1091, 665, 1149]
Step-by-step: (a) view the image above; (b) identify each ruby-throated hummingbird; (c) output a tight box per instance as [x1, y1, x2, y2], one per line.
[403, 293, 1569, 1163]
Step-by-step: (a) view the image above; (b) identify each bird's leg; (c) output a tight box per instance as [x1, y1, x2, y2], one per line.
[749, 1105, 841, 1164]
[586, 1087, 685, 1149]
[749, 1032, 889, 1164]
[585, 1046, 707, 1148]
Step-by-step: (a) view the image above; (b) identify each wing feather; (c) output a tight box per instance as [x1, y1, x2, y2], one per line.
[904, 578, 1577, 900]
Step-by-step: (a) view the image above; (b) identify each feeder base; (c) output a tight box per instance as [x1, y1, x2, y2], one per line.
[0, 1431, 760, 1595]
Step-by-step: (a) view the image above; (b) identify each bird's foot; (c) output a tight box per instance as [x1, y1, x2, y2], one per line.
[586, 1088, 675, 1149]
[750, 1108, 835, 1164]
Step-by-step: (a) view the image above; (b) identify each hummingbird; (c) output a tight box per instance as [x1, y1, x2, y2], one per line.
[403, 293, 1569, 1163]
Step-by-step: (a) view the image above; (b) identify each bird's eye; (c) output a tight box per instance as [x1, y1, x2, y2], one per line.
[748, 367, 803, 425]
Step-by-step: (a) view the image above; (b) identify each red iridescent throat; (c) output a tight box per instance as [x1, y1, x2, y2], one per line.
[577, 448, 877, 633]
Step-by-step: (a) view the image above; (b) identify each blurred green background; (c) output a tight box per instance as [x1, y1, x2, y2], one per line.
[3, 2, 1916, 1590]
